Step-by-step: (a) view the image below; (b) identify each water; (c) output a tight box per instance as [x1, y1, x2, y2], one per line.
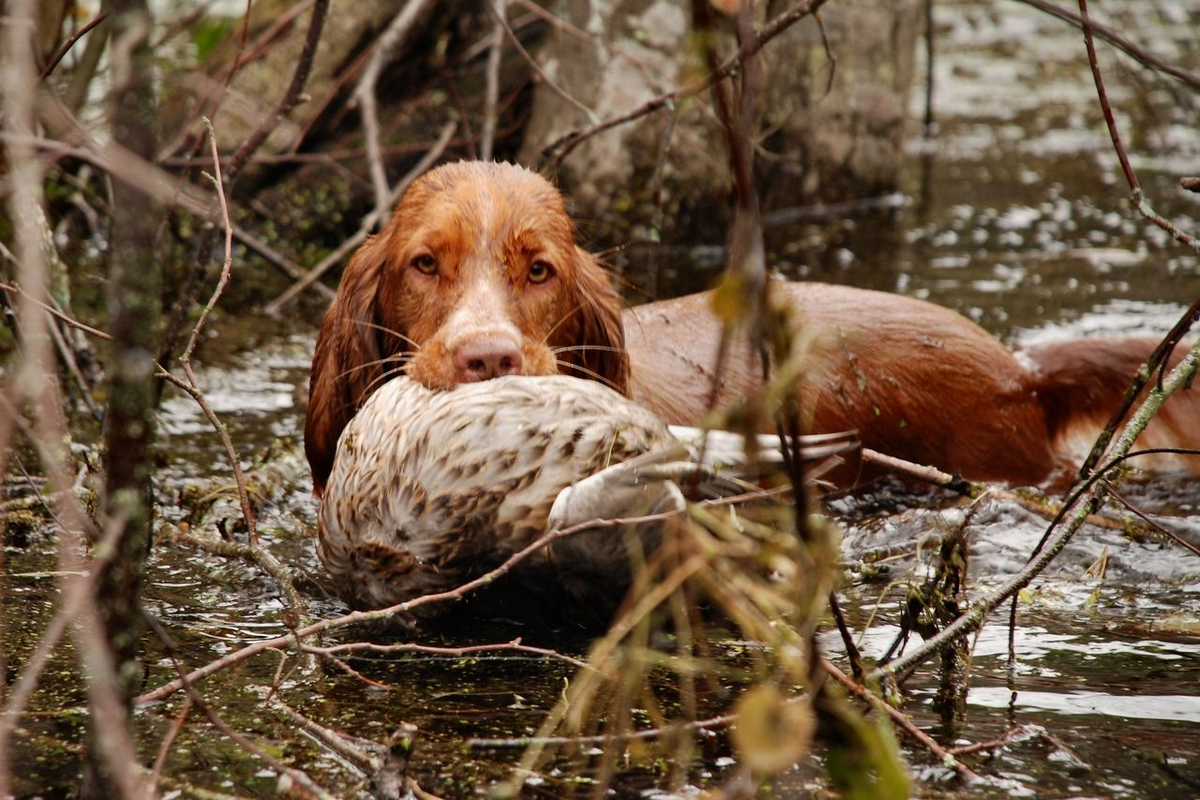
[7, 0, 1200, 795]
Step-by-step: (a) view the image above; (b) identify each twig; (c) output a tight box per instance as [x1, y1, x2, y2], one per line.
[157, 0, 269, 160]
[1108, 489, 1200, 558]
[137, 506, 695, 704]
[1072, 0, 1200, 477]
[149, 696, 192, 786]
[0, 7, 147, 793]
[827, 592, 865, 681]
[165, 524, 310, 620]
[356, 0, 436, 221]
[265, 120, 455, 312]
[272, 700, 380, 772]
[26, 101, 331, 295]
[1016, 0, 1200, 92]
[812, 11, 837, 98]
[142, 614, 338, 800]
[946, 726, 1031, 756]
[922, 0, 935, 135]
[486, 0, 595, 122]
[822, 658, 983, 783]
[872, 339, 1200, 682]
[862, 447, 976, 495]
[1076, 0, 1197, 253]
[39, 12, 109, 80]
[479, 1, 506, 161]
[302, 637, 593, 672]
[272, 704, 445, 800]
[542, 0, 831, 169]
[0, 515, 126, 765]
[224, 0, 330, 184]
[0, 281, 112, 341]
[167, 120, 259, 546]
[469, 709, 739, 749]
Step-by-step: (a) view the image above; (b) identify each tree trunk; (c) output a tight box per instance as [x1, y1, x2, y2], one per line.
[84, 0, 161, 794]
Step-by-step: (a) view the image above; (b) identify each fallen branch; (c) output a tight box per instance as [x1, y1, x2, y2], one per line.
[137, 504, 696, 703]
[355, 0, 437, 221]
[821, 658, 982, 784]
[870, 339, 1200, 682]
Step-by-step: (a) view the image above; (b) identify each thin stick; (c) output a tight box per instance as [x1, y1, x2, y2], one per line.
[922, 0, 934, 135]
[480, 1, 506, 161]
[1017, 0, 1200, 91]
[946, 726, 1030, 756]
[1077, 0, 1137, 192]
[23, 102, 334, 296]
[165, 524, 310, 617]
[0, 515, 126, 768]
[224, 0, 330, 183]
[149, 697, 192, 785]
[168, 120, 259, 545]
[487, 0, 594, 121]
[542, 0, 831, 168]
[827, 592, 865, 681]
[821, 658, 982, 784]
[356, 0, 436, 221]
[1108, 490, 1200, 559]
[0, 6, 146, 793]
[143, 615, 338, 800]
[862, 447, 976, 495]
[272, 700, 380, 772]
[469, 709, 739, 749]
[39, 12, 109, 80]
[1077, 0, 1196, 252]
[302, 637, 593, 672]
[0, 281, 112, 341]
[872, 340, 1200, 681]
[1072, 0, 1200, 475]
[137, 506, 696, 704]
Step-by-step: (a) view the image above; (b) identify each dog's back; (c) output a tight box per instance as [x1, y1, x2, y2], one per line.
[1023, 337, 1200, 476]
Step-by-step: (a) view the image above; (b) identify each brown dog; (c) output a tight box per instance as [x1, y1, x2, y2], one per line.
[306, 161, 1200, 495]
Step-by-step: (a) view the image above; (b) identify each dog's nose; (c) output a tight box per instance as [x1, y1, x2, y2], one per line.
[452, 335, 524, 382]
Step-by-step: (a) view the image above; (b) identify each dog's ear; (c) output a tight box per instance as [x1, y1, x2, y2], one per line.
[562, 247, 630, 396]
[305, 233, 392, 494]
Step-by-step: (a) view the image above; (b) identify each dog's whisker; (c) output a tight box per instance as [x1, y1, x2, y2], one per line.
[363, 361, 414, 396]
[542, 300, 589, 344]
[334, 353, 414, 385]
[354, 320, 421, 350]
[556, 359, 621, 393]
[550, 344, 629, 357]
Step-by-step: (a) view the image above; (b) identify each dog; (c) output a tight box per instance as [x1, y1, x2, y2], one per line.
[305, 161, 1199, 495]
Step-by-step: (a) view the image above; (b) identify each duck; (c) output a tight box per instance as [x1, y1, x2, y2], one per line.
[316, 374, 855, 624]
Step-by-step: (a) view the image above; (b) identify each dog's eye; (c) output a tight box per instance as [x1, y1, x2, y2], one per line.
[529, 260, 554, 284]
[411, 254, 437, 275]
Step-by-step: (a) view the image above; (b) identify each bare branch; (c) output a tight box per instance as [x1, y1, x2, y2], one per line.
[480, 1, 506, 161]
[224, 0, 330, 184]
[356, 0, 437, 220]
[542, 0, 832, 169]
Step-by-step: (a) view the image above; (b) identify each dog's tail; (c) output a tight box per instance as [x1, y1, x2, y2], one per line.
[1022, 337, 1200, 476]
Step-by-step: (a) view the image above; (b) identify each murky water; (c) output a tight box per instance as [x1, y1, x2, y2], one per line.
[6, 0, 1200, 796]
